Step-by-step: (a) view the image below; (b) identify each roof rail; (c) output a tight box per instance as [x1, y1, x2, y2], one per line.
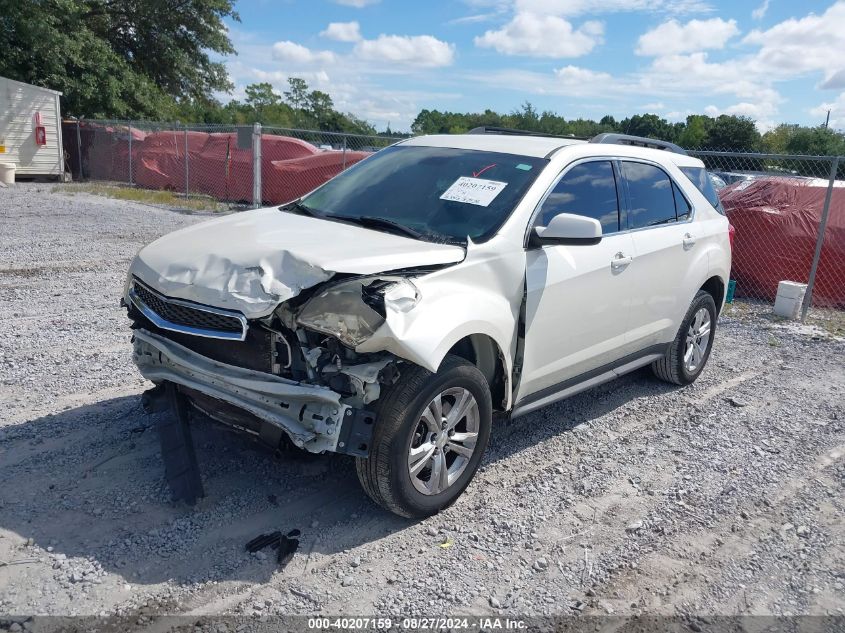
[467, 126, 587, 140]
[590, 133, 687, 155]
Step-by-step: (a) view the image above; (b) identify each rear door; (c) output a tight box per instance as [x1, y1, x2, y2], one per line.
[620, 160, 696, 350]
[518, 160, 637, 401]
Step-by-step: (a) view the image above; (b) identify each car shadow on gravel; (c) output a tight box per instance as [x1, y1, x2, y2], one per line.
[0, 369, 678, 587]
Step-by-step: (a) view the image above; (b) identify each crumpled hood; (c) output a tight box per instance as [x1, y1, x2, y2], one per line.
[128, 207, 466, 319]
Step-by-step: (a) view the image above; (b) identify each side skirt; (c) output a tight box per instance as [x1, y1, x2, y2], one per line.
[510, 344, 669, 419]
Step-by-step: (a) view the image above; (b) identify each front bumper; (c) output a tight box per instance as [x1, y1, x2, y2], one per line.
[132, 329, 373, 455]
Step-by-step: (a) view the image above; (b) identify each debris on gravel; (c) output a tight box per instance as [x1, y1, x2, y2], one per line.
[1, 184, 843, 620]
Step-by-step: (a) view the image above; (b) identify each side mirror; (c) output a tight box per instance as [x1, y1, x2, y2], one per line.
[530, 212, 602, 247]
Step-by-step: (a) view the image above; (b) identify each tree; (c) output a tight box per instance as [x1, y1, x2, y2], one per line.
[705, 115, 761, 150]
[245, 83, 281, 111]
[0, 0, 239, 118]
[284, 78, 310, 111]
[509, 102, 540, 130]
[761, 124, 799, 153]
[678, 115, 710, 149]
[307, 90, 335, 127]
[599, 115, 617, 129]
[784, 126, 845, 156]
[618, 114, 675, 141]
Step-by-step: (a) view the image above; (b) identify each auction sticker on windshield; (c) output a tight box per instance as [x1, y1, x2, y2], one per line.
[440, 177, 508, 207]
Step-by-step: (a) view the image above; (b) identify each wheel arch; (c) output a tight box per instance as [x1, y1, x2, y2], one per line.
[444, 334, 509, 412]
[700, 275, 726, 314]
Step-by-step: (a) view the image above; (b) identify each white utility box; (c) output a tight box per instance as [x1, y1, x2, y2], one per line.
[773, 281, 807, 319]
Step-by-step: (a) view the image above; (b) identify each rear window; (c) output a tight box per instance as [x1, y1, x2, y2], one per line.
[680, 166, 725, 215]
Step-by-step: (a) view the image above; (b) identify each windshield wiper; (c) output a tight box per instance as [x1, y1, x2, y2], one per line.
[346, 216, 424, 240]
[280, 200, 321, 217]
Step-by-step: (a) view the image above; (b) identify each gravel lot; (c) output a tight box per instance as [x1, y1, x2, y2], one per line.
[1, 183, 844, 626]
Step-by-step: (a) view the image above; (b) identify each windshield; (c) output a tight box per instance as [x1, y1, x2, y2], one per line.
[299, 145, 547, 242]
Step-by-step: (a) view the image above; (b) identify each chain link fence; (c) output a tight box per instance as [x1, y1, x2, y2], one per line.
[62, 120, 402, 209]
[60, 121, 843, 323]
[688, 149, 844, 324]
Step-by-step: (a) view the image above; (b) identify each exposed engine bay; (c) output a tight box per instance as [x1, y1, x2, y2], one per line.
[126, 273, 422, 457]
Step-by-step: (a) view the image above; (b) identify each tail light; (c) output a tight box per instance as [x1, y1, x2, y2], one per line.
[728, 224, 735, 250]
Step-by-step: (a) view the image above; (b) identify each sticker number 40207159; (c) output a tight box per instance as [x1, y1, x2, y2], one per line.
[439, 177, 508, 207]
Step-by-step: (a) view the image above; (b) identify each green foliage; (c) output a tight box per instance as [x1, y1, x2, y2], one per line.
[762, 124, 845, 156]
[618, 113, 676, 141]
[5, 1, 843, 150]
[411, 105, 845, 155]
[0, 0, 238, 119]
[172, 78, 377, 135]
[705, 115, 761, 150]
[677, 115, 710, 148]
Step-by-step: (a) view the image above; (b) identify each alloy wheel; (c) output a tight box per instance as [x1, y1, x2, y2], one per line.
[407, 387, 480, 495]
[684, 307, 712, 373]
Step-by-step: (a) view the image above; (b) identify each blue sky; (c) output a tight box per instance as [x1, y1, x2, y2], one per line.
[221, 0, 845, 132]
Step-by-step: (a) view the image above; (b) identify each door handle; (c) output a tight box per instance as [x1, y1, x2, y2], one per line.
[611, 252, 633, 270]
[683, 233, 697, 248]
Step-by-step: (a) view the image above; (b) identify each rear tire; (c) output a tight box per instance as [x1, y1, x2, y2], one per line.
[355, 355, 492, 518]
[652, 290, 717, 386]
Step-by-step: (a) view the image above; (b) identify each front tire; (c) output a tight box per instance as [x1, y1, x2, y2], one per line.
[652, 290, 717, 385]
[355, 355, 492, 518]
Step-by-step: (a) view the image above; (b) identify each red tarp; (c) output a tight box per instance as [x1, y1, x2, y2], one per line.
[720, 177, 845, 307]
[267, 150, 370, 204]
[134, 132, 322, 202]
[84, 124, 148, 181]
[65, 122, 371, 204]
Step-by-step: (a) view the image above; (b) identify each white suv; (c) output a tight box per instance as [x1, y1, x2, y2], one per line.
[125, 130, 732, 518]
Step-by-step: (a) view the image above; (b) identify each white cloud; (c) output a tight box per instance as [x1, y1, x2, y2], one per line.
[271, 41, 335, 64]
[321, 21, 362, 42]
[555, 65, 612, 83]
[333, 0, 379, 7]
[820, 69, 845, 91]
[744, 3, 845, 80]
[353, 34, 456, 67]
[752, 0, 770, 20]
[514, 0, 713, 15]
[704, 101, 779, 132]
[474, 13, 603, 57]
[647, 53, 777, 101]
[810, 93, 845, 129]
[636, 18, 739, 56]
[448, 13, 500, 25]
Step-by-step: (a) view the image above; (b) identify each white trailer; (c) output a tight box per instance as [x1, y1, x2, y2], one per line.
[0, 76, 64, 180]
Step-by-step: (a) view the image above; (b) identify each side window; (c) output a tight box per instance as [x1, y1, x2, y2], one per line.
[680, 166, 725, 215]
[621, 161, 677, 229]
[673, 182, 691, 221]
[538, 161, 620, 234]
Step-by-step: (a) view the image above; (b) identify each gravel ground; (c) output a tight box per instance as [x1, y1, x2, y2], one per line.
[1, 183, 844, 626]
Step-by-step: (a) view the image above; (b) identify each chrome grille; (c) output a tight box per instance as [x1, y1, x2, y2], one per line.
[130, 278, 247, 340]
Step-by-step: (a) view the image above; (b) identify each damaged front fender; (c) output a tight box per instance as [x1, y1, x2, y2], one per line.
[355, 239, 525, 410]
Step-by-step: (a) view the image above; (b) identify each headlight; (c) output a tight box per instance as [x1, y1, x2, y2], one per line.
[296, 276, 420, 347]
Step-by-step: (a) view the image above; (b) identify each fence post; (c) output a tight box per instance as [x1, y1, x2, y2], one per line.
[342, 135, 347, 170]
[128, 120, 133, 185]
[75, 120, 83, 181]
[252, 122, 262, 208]
[800, 155, 840, 322]
[184, 125, 189, 198]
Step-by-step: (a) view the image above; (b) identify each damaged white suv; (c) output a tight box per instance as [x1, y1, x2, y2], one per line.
[125, 130, 731, 518]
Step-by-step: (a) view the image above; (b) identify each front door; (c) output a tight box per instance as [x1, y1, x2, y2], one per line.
[517, 160, 636, 402]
